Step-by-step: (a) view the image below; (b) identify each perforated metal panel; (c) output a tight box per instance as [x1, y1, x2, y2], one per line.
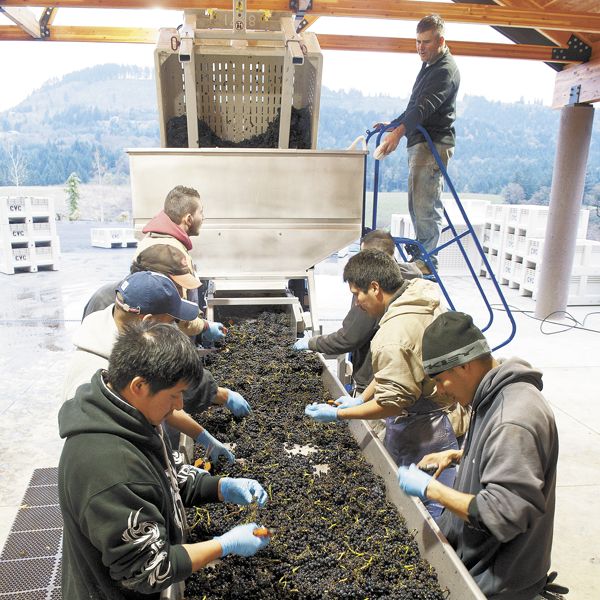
[197, 56, 285, 142]
[0, 468, 62, 599]
[1, 529, 62, 561]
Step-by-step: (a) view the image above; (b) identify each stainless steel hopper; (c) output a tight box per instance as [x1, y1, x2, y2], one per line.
[128, 147, 366, 333]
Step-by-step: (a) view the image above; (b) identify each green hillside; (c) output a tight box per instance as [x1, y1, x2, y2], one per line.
[1, 63, 599, 221]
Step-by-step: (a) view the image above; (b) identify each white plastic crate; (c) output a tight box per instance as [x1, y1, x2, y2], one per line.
[390, 214, 485, 276]
[523, 238, 600, 272]
[0, 197, 26, 219]
[532, 273, 600, 305]
[31, 221, 53, 239]
[525, 238, 544, 261]
[12, 246, 31, 264]
[490, 225, 504, 248]
[507, 205, 520, 226]
[524, 266, 537, 290]
[500, 253, 513, 284]
[29, 197, 51, 216]
[505, 230, 516, 252]
[8, 223, 28, 239]
[444, 198, 491, 225]
[390, 214, 406, 238]
[91, 228, 138, 249]
[516, 234, 527, 256]
[479, 248, 501, 280]
[510, 258, 523, 289]
[0, 245, 31, 274]
[33, 243, 60, 265]
[0, 197, 59, 273]
[513, 205, 588, 238]
[490, 204, 509, 225]
[482, 225, 491, 246]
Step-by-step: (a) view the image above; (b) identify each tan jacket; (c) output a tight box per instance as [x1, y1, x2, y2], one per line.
[371, 278, 469, 437]
[134, 235, 205, 337]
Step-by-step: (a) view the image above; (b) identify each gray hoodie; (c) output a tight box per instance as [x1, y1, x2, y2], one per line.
[439, 358, 558, 600]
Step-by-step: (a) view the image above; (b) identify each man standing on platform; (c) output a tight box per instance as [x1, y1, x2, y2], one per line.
[375, 15, 460, 275]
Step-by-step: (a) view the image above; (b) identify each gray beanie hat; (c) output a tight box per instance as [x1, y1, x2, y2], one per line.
[422, 311, 491, 376]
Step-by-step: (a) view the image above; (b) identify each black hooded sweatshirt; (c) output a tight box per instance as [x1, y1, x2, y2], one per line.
[58, 370, 221, 599]
[391, 48, 460, 148]
[439, 358, 558, 600]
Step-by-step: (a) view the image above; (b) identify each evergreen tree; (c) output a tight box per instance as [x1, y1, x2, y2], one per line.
[65, 172, 81, 220]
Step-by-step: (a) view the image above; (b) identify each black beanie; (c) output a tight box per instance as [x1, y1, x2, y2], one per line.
[422, 311, 491, 376]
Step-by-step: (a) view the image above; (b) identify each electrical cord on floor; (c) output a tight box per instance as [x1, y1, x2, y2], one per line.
[490, 304, 600, 335]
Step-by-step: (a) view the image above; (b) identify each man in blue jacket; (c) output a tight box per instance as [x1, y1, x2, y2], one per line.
[376, 15, 460, 274]
[397, 312, 564, 600]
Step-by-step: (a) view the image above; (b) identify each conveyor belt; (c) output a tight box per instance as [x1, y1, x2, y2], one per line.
[0, 468, 62, 599]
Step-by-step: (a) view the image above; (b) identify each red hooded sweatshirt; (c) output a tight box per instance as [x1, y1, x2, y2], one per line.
[142, 210, 193, 251]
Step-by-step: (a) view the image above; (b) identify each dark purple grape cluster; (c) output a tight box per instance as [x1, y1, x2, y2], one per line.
[186, 312, 447, 599]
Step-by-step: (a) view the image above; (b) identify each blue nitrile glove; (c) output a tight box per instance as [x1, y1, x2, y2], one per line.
[293, 337, 310, 351]
[304, 402, 339, 423]
[220, 478, 268, 506]
[225, 390, 251, 417]
[195, 429, 235, 464]
[397, 464, 432, 501]
[215, 522, 270, 557]
[335, 394, 364, 409]
[202, 321, 227, 342]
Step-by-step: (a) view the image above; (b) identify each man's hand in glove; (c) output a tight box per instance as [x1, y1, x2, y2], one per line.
[195, 429, 235, 463]
[215, 523, 270, 557]
[335, 394, 363, 409]
[225, 390, 251, 417]
[304, 402, 339, 423]
[293, 337, 310, 351]
[397, 464, 432, 501]
[202, 321, 227, 343]
[220, 478, 268, 506]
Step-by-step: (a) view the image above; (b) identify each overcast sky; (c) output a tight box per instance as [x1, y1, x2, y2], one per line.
[0, 9, 558, 112]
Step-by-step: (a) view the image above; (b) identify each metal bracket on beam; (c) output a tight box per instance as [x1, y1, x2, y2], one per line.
[551, 35, 592, 63]
[289, 0, 312, 12]
[39, 7, 56, 39]
[296, 17, 309, 34]
[290, 0, 311, 35]
[568, 84, 581, 105]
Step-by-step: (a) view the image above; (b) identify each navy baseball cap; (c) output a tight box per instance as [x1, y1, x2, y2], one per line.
[115, 271, 199, 321]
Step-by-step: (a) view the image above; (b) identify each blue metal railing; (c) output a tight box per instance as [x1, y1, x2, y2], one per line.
[364, 124, 516, 352]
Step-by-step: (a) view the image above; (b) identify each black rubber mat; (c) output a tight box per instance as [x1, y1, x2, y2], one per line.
[0, 468, 61, 599]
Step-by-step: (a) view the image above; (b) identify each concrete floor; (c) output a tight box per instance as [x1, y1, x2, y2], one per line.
[1, 229, 599, 598]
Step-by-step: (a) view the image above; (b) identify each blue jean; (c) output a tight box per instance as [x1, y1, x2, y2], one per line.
[407, 141, 454, 267]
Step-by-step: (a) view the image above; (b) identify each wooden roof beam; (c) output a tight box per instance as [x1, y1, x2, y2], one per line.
[491, 0, 594, 50]
[1, 1, 600, 34]
[0, 7, 41, 38]
[0, 24, 582, 64]
[318, 34, 580, 63]
[0, 24, 158, 43]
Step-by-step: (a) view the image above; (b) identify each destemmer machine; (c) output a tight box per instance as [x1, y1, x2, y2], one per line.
[128, 146, 365, 334]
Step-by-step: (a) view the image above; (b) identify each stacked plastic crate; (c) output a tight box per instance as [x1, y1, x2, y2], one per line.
[479, 203, 509, 280]
[479, 204, 598, 304]
[390, 199, 488, 276]
[0, 197, 60, 274]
